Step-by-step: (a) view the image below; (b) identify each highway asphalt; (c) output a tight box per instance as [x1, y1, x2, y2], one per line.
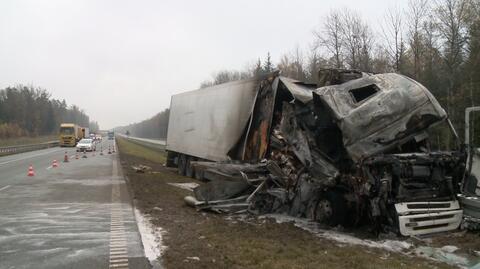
[0, 139, 150, 269]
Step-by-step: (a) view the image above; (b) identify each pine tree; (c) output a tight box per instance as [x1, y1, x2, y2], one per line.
[263, 52, 273, 73]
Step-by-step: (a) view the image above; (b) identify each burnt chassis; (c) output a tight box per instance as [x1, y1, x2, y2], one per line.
[250, 120, 466, 236]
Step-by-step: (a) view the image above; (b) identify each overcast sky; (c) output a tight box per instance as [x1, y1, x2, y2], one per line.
[0, 0, 405, 129]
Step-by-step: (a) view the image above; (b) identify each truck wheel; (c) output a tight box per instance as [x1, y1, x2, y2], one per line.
[194, 169, 204, 181]
[178, 154, 187, 176]
[185, 157, 195, 178]
[166, 151, 176, 167]
[315, 191, 348, 227]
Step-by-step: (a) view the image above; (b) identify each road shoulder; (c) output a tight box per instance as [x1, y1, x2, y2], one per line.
[116, 137, 454, 269]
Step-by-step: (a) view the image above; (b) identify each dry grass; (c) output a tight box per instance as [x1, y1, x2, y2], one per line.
[0, 135, 57, 147]
[116, 136, 166, 164]
[117, 137, 454, 269]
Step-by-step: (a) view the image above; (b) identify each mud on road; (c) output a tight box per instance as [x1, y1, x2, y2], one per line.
[116, 137, 460, 269]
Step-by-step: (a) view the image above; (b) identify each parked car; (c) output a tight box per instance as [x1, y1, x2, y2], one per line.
[76, 138, 96, 152]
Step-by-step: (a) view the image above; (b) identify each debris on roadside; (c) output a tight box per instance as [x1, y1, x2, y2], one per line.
[167, 182, 199, 192]
[131, 164, 152, 173]
[184, 256, 200, 262]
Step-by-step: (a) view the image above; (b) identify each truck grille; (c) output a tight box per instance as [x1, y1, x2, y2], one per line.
[407, 203, 451, 209]
[395, 201, 462, 236]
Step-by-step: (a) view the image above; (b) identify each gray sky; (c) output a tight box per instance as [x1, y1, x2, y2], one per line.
[0, 0, 404, 129]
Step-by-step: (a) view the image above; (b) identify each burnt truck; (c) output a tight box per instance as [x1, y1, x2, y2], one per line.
[166, 70, 468, 236]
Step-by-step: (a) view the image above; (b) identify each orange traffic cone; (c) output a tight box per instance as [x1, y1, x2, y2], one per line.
[52, 160, 58, 168]
[64, 151, 69, 163]
[27, 165, 35, 176]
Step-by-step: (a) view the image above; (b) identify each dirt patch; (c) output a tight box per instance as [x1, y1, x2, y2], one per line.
[117, 137, 454, 269]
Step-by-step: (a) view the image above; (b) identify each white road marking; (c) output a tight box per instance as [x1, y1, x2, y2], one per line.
[109, 158, 129, 269]
[110, 235, 126, 239]
[110, 250, 127, 255]
[0, 148, 64, 166]
[110, 254, 127, 259]
[46, 166, 52, 170]
[0, 185, 11, 192]
[110, 258, 129, 263]
[110, 263, 128, 268]
[109, 251, 127, 255]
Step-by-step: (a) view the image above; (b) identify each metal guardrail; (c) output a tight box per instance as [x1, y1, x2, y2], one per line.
[119, 135, 166, 150]
[0, 141, 59, 156]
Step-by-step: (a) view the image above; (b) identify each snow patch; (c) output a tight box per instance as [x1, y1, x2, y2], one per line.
[263, 214, 412, 252]
[260, 214, 477, 268]
[134, 208, 166, 262]
[415, 246, 469, 267]
[441, 245, 460, 253]
[167, 182, 199, 192]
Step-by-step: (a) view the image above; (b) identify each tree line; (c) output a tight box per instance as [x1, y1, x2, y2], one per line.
[124, 0, 480, 145]
[0, 85, 98, 139]
[115, 109, 169, 139]
[199, 0, 480, 146]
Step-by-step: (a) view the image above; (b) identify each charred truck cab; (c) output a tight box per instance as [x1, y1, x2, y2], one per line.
[166, 70, 466, 236]
[310, 72, 465, 235]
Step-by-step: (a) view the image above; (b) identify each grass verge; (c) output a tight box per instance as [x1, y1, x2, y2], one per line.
[116, 137, 166, 164]
[116, 137, 453, 269]
[0, 135, 58, 147]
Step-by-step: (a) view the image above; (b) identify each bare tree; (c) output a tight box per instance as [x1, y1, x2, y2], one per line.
[381, 6, 406, 72]
[434, 0, 472, 147]
[305, 48, 328, 83]
[435, 0, 471, 114]
[277, 47, 307, 80]
[314, 10, 344, 68]
[370, 45, 391, 73]
[340, 9, 375, 71]
[436, 0, 470, 70]
[407, 0, 429, 78]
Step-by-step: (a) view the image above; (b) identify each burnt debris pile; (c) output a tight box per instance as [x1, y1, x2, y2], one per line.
[182, 69, 467, 236]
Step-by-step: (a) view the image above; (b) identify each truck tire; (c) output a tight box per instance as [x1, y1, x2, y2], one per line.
[178, 154, 187, 176]
[194, 169, 204, 181]
[326, 191, 349, 226]
[315, 191, 348, 227]
[166, 151, 176, 167]
[185, 157, 195, 178]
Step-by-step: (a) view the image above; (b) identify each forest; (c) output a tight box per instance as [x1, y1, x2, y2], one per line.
[0, 85, 98, 139]
[115, 109, 169, 139]
[123, 0, 480, 145]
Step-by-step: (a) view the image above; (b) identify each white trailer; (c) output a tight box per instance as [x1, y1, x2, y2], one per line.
[166, 78, 259, 165]
[166, 74, 315, 176]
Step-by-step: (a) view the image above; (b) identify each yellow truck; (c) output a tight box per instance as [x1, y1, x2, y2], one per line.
[59, 123, 86, 147]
